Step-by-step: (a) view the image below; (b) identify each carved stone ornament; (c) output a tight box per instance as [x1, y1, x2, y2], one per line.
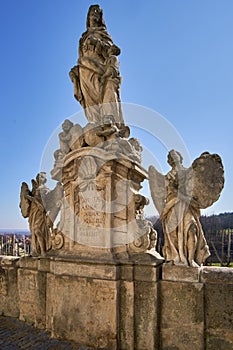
[51, 228, 64, 250]
[127, 215, 164, 260]
[148, 150, 224, 267]
[51, 118, 143, 182]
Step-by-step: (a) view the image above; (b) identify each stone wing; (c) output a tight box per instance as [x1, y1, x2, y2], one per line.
[43, 182, 64, 223]
[148, 165, 166, 215]
[19, 182, 31, 218]
[191, 152, 224, 209]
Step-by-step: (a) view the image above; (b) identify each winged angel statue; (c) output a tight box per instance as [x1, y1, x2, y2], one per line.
[20, 172, 63, 256]
[148, 150, 224, 267]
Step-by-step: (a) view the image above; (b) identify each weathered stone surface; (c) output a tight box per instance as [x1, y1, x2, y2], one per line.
[200, 265, 233, 283]
[18, 256, 39, 269]
[134, 280, 159, 350]
[46, 273, 118, 349]
[161, 325, 204, 350]
[162, 263, 201, 282]
[160, 281, 204, 327]
[0, 257, 19, 318]
[1, 254, 233, 349]
[119, 263, 134, 281]
[119, 280, 134, 350]
[205, 282, 233, 348]
[45, 255, 163, 349]
[160, 280, 204, 349]
[134, 258, 162, 282]
[50, 258, 118, 280]
[206, 329, 233, 350]
[159, 267, 233, 349]
[18, 268, 46, 329]
[38, 257, 51, 272]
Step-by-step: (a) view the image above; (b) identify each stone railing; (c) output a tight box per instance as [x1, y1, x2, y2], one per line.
[0, 256, 232, 349]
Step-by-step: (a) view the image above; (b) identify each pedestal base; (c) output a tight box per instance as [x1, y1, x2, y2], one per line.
[17, 254, 163, 349]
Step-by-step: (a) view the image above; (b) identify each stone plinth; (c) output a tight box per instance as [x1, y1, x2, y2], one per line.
[46, 258, 118, 349]
[201, 267, 233, 349]
[46, 254, 162, 350]
[15, 255, 163, 350]
[0, 256, 19, 318]
[56, 147, 148, 257]
[160, 265, 205, 350]
[160, 264, 233, 350]
[18, 257, 47, 329]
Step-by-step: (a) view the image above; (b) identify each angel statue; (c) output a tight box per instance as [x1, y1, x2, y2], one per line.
[19, 172, 63, 256]
[148, 150, 224, 267]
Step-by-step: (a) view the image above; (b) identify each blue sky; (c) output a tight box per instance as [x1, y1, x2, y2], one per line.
[0, 0, 232, 229]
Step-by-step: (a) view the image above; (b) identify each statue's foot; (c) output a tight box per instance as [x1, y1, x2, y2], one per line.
[189, 260, 199, 268]
[173, 256, 188, 266]
[147, 249, 164, 261]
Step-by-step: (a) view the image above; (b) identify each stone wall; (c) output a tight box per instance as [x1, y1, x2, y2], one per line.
[160, 264, 233, 350]
[0, 255, 232, 349]
[0, 257, 19, 318]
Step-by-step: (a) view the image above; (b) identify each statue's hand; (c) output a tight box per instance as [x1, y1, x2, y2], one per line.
[89, 36, 99, 46]
[100, 72, 110, 85]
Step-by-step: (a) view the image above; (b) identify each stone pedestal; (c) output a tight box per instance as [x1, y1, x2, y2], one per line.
[54, 147, 148, 257]
[160, 265, 204, 350]
[160, 264, 233, 350]
[18, 257, 47, 329]
[201, 267, 233, 349]
[16, 255, 163, 350]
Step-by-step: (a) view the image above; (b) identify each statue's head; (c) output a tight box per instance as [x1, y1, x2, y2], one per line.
[36, 172, 47, 185]
[86, 5, 106, 29]
[62, 119, 73, 132]
[129, 138, 142, 152]
[167, 149, 183, 167]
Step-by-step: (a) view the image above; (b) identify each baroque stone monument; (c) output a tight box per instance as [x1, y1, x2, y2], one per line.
[15, 5, 230, 350]
[20, 4, 161, 260]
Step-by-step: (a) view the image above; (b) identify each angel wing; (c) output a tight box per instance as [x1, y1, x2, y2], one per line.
[19, 182, 31, 218]
[42, 182, 64, 223]
[148, 165, 166, 215]
[190, 152, 224, 209]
